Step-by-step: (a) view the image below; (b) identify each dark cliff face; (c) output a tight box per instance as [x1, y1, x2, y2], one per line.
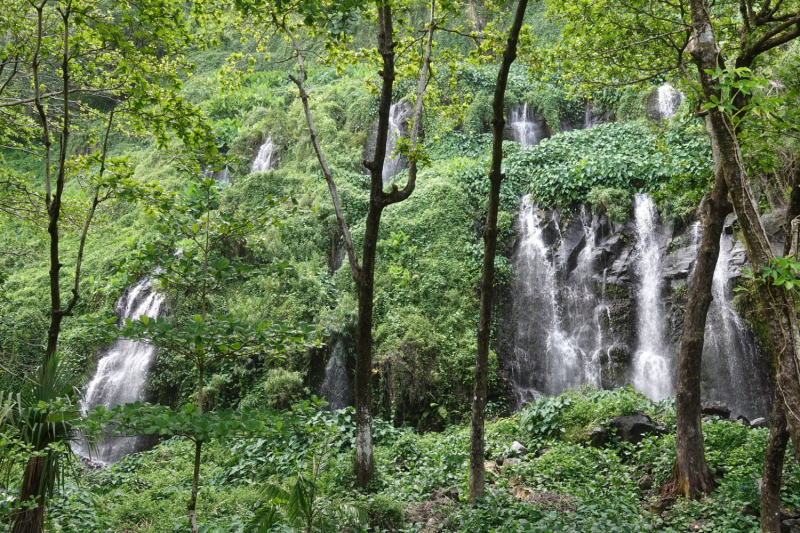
[495, 200, 774, 418]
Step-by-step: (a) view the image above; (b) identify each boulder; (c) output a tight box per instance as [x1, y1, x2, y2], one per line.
[609, 412, 658, 444]
[638, 474, 654, 491]
[510, 441, 529, 456]
[751, 417, 769, 429]
[782, 519, 800, 533]
[701, 401, 731, 419]
[503, 457, 520, 469]
[589, 425, 608, 448]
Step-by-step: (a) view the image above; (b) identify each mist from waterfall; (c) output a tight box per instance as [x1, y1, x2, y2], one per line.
[320, 339, 351, 410]
[703, 231, 770, 418]
[510, 196, 603, 405]
[631, 193, 673, 400]
[251, 137, 276, 173]
[508, 103, 545, 147]
[75, 277, 164, 464]
[382, 103, 413, 185]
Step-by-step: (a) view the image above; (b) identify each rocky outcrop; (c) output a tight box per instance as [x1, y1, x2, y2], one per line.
[496, 197, 775, 418]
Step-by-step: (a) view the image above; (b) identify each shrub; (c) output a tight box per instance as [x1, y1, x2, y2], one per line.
[587, 187, 631, 224]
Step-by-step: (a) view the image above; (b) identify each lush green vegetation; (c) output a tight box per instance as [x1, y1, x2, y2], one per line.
[38, 387, 800, 532]
[3, 0, 800, 531]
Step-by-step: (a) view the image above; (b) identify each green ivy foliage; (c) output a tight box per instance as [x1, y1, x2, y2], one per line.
[504, 122, 713, 208]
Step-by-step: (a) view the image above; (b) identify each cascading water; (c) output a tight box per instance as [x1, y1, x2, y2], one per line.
[382, 103, 413, 185]
[76, 277, 164, 463]
[508, 103, 545, 147]
[631, 193, 673, 400]
[702, 231, 770, 418]
[251, 137, 276, 173]
[319, 339, 351, 410]
[655, 83, 682, 120]
[510, 196, 602, 405]
[203, 166, 230, 183]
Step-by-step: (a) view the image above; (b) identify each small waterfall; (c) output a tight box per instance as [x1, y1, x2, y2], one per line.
[631, 193, 672, 400]
[77, 277, 164, 464]
[703, 231, 770, 418]
[508, 104, 545, 147]
[203, 166, 230, 183]
[510, 197, 602, 404]
[655, 83, 682, 120]
[251, 137, 276, 174]
[319, 339, 351, 410]
[382, 103, 413, 185]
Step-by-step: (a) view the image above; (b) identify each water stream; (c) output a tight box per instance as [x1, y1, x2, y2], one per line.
[382, 103, 413, 185]
[508, 103, 546, 147]
[631, 193, 673, 400]
[76, 277, 164, 464]
[251, 137, 276, 173]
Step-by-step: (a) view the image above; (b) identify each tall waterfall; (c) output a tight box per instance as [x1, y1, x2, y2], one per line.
[703, 231, 770, 418]
[77, 277, 164, 463]
[631, 193, 673, 400]
[382, 103, 413, 185]
[510, 196, 603, 405]
[320, 339, 351, 410]
[655, 83, 682, 120]
[251, 137, 276, 173]
[508, 103, 546, 147]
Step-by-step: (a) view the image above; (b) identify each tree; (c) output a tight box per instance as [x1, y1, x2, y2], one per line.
[111, 169, 316, 532]
[550, 0, 800, 507]
[0, 0, 213, 529]
[468, 0, 528, 504]
[234, 0, 440, 486]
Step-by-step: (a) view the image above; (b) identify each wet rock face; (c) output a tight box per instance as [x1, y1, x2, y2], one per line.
[496, 199, 774, 418]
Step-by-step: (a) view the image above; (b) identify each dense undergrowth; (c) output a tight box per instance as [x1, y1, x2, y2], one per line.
[42, 387, 799, 532]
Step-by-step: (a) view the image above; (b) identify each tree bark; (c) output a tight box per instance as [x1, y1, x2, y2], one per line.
[11, 457, 46, 533]
[188, 440, 202, 533]
[665, 119, 730, 498]
[762, 161, 800, 531]
[761, 386, 789, 532]
[688, 0, 800, 468]
[468, 0, 528, 504]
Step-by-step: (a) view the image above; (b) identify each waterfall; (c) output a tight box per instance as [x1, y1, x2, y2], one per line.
[631, 193, 673, 400]
[655, 83, 682, 120]
[77, 277, 164, 464]
[382, 103, 413, 185]
[702, 231, 770, 418]
[508, 104, 545, 147]
[510, 196, 602, 405]
[251, 137, 275, 173]
[319, 339, 351, 410]
[203, 166, 230, 183]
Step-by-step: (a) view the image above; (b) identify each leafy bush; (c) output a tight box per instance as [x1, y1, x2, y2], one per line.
[587, 187, 631, 224]
[504, 122, 712, 208]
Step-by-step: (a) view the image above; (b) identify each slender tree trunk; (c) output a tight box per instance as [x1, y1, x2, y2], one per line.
[11, 457, 46, 533]
[188, 440, 202, 533]
[762, 386, 789, 532]
[665, 122, 730, 498]
[285, 0, 435, 487]
[354, 205, 381, 486]
[468, 0, 528, 504]
[688, 0, 800, 467]
[762, 162, 800, 531]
